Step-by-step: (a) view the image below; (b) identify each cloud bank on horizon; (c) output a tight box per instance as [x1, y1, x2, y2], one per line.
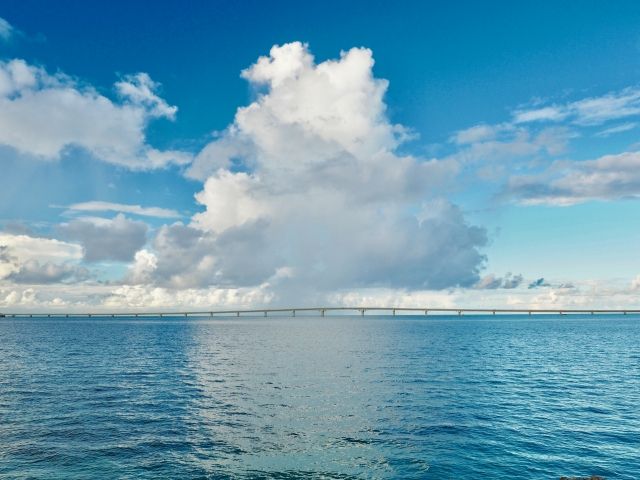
[2, 10, 640, 311]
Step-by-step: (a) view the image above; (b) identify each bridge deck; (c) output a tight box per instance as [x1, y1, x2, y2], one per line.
[1, 307, 640, 318]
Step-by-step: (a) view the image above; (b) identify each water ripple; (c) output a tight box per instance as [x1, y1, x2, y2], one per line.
[0, 315, 639, 478]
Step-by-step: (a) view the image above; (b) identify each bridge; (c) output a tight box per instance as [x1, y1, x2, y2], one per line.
[1, 306, 640, 318]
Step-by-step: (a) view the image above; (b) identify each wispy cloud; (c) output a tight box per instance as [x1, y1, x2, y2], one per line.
[513, 105, 567, 124]
[65, 201, 181, 219]
[451, 123, 502, 145]
[596, 122, 637, 137]
[503, 151, 640, 206]
[513, 87, 640, 126]
[448, 124, 573, 166]
[0, 17, 14, 41]
[475, 272, 523, 289]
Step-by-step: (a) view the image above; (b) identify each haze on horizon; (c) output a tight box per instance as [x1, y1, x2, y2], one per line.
[2, 1, 640, 311]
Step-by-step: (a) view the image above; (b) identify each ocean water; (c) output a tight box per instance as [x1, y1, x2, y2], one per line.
[0, 314, 638, 479]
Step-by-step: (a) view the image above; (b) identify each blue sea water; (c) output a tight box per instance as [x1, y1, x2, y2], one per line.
[0, 314, 638, 479]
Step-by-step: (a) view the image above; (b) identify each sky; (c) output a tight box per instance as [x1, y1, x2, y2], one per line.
[2, 1, 640, 311]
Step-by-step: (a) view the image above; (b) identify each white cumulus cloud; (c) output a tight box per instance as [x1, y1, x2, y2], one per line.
[0, 233, 84, 282]
[127, 249, 158, 285]
[0, 59, 191, 169]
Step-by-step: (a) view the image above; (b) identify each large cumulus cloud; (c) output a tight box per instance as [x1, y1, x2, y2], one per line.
[137, 43, 486, 301]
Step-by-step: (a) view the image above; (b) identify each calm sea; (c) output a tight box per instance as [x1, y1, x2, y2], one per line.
[0, 315, 638, 479]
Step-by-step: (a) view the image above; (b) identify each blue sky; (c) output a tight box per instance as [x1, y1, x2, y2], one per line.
[2, 1, 640, 310]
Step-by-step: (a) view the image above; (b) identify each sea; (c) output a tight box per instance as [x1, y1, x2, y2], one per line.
[0, 314, 638, 479]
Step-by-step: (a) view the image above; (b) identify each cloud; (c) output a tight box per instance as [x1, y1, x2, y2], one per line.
[513, 87, 640, 126]
[156, 42, 487, 302]
[450, 126, 571, 166]
[127, 222, 281, 289]
[102, 284, 275, 310]
[58, 214, 148, 262]
[0, 247, 88, 285]
[528, 277, 550, 289]
[453, 89, 640, 206]
[0, 59, 191, 169]
[596, 122, 637, 137]
[446, 88, 640, 178]
[475, 272, 523, 289]
[0, 233, 81, 263]
[7, 259, 89, 284]
[0, 245, 13, 263]
[126, 249, 158, 284]
[0, 17, 14, 41]
[65, 201, 181, 218]
[446, 87, 640, 189]
[446, 114, 574, 178]
[0, 275, 635, 312]
[0, 233, 83, 281]
[504, 151, 640, 205]
[512, 105, 567, 124]
[115, 72, 177, 119]
[451, 124, 502, 145]
[191, 170, 269, 232]
[141, 223, 215, 288]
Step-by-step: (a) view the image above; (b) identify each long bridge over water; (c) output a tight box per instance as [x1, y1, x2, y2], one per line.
[2, 306, 640, 318]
